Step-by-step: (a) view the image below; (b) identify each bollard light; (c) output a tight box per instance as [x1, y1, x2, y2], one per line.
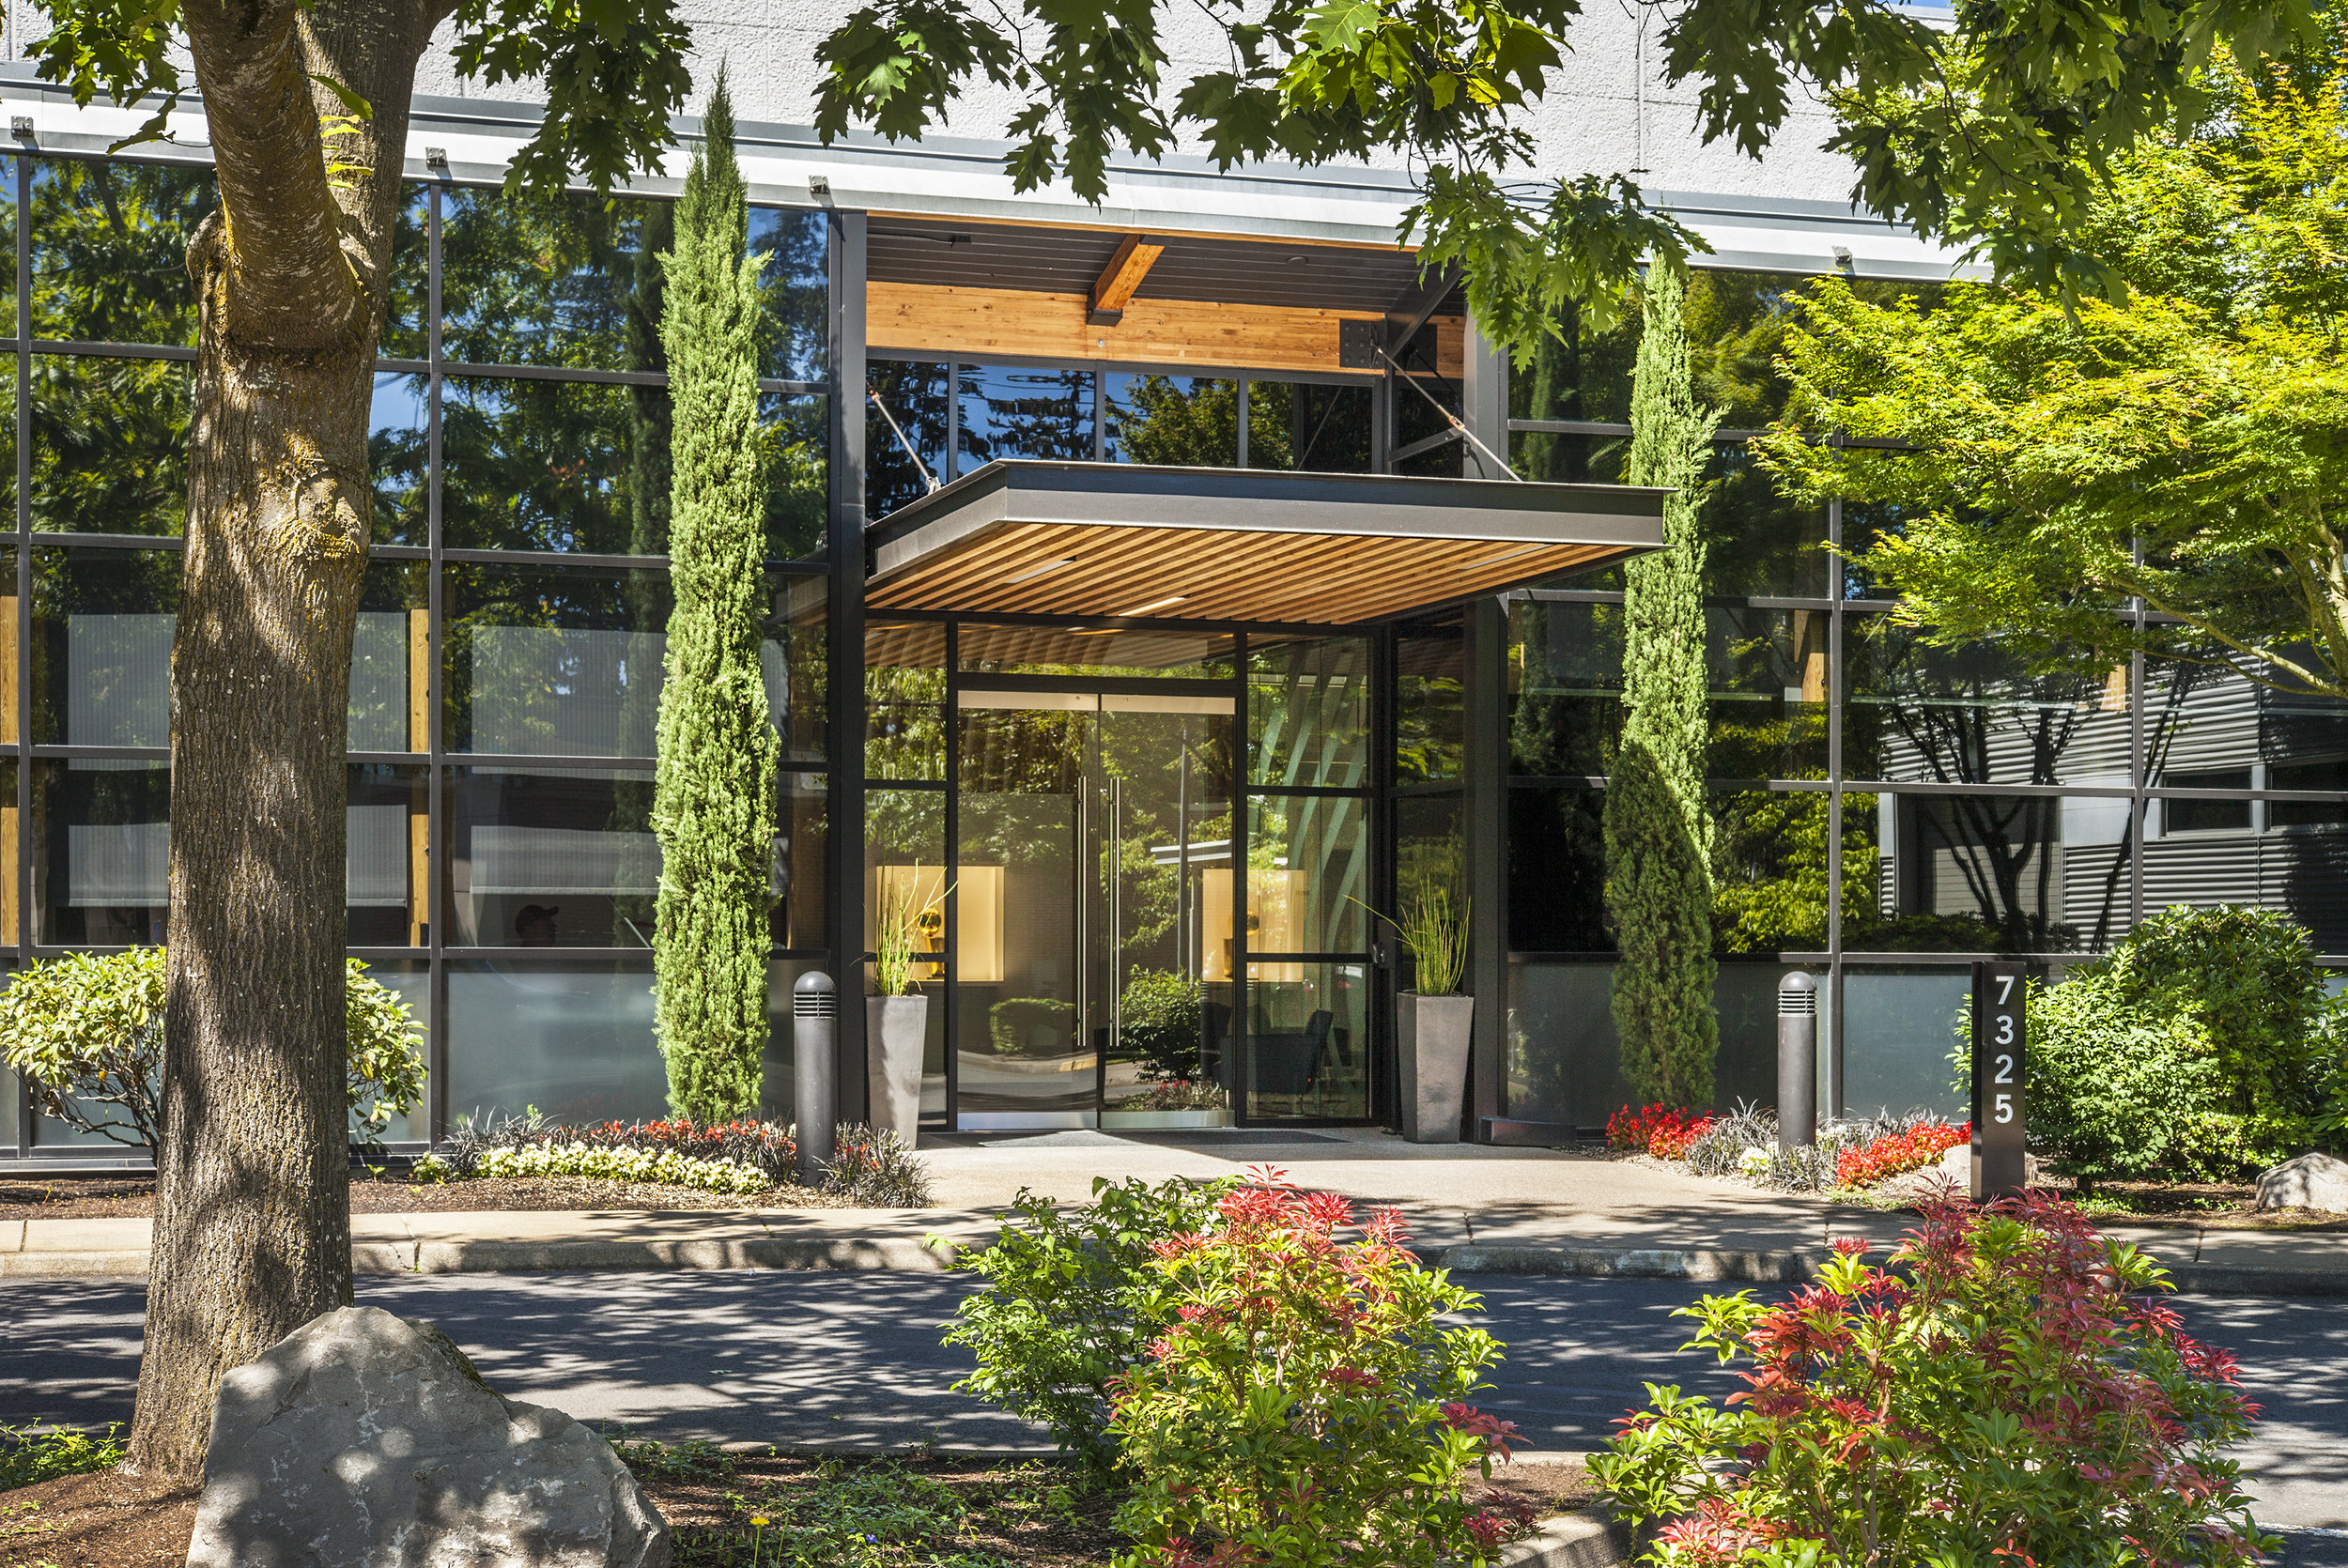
[794, 970, 837, 1187]
[1777, 972, 1818, 1152]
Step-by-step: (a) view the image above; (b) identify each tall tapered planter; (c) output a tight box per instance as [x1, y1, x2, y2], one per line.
[866, 995, 927, 1146]
[1398, 993, 1475, 1144]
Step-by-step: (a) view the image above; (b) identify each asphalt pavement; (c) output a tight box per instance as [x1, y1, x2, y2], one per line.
[4, 1272, 2342, 1559]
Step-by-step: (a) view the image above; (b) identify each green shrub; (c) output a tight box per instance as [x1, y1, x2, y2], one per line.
[1119, 970, 1204, 1081]
[0, 948, 425, 1152]
[989, 997, 1078, 1057]
[942, 1175, 1237, 1478]
[1954, 905, 2339, 1182]
[0, 1422, 125, 1489]
[1591, 1196, 2269, 1566]
[1107, 1175, 1532, 1567]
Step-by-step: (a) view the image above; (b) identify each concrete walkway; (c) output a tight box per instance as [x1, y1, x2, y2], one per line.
[8, 1127, 2344, 1290]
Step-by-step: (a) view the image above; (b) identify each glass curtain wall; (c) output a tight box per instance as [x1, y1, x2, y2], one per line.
[864, 355, 1378, 517]
[3, 153, 833, 1154]
[1497, 266, 2348, 1130]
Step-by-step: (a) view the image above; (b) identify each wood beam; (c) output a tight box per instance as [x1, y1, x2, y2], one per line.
[1089, 235, 1165, 326]
[868, 281, 1464, 378]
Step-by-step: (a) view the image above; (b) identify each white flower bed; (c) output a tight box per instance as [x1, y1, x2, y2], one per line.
[413, 1140, 771, 1193]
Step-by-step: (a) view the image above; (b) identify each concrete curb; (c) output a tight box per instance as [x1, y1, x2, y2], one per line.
[8, 1237, 2347, 1296]
[1437, 1245, 1823, 1283]
[1498, 1512, 1631, 1568]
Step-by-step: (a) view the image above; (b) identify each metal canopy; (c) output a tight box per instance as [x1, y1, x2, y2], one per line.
[864, 460, 1670, 625]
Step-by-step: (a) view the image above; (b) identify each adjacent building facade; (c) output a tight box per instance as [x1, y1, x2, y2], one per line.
[2, 37, 2343, 1159]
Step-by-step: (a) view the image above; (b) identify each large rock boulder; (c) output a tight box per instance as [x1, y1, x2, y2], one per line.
[188, 1305, 670, 1568]
[2256, 1152, 2348, 1214]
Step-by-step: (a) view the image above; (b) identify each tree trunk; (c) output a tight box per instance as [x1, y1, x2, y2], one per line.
[127, 0, 435, 1483]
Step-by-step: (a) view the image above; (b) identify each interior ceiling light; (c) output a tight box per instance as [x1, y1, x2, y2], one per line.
[1002, 558, 1074, 584]
[1462, 544, 1550, 570]
[1117, 595, 1190, 616]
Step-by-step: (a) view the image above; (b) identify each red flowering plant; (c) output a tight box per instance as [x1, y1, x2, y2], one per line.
[1608, 1103, 1715, 1161]
[1588, 1194, 2274, 1567]
[1106, 1169, 1535, 1568]
[1834, 1119, 1969, 1189]
[1609, 1103, 1676, 1150]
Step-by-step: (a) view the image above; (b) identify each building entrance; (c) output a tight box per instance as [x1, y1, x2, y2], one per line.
[950, 688, 1237, 1129]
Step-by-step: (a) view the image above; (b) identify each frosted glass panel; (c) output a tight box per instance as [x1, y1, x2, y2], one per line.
[68, 612, 171, 746]
[445, 961, 666, 1126]
[468, 624, 664, 756]
[348, 804, 409, 906]
[68, 820, 166, 904]
[349, 610, 412, 751]
[470, 824, 659, 896]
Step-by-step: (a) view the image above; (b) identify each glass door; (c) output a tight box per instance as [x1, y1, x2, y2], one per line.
[950, 689, 1235, 1129]
[1095, 696, 1235, 1128]
[953, 694, 1094, 1126]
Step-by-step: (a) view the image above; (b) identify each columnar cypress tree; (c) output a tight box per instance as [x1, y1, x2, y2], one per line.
[1605, 264, 1722, 1109]
[653, 72, 779, 1121]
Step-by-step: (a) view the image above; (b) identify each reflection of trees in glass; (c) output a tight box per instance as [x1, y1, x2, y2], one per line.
[440, 188, 662, 369]
[1711, 791, 1857, 952]
[33, 357, 189, 535]
[440, 377, 644, 553]
[1397, 625, 1465, 783]
[1509, 600, 1625, 777]
[1510, 293, 1639, 449]
[1110, 376, 1238, 465]
[868, 361, 950, 518]
[1247, 382, 1373, 472]
[32, 158, 215, 346]
[747, 207, 830, 384]
[1707, 607, 1828, 779]
[1859, 792, 2096, 953]
[369, 373, 429, 545]
[1850, 623, 2103, 784]
[960, 365, 1091, 468]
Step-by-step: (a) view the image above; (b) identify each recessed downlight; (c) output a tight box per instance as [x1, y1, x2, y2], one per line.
[1002, 558, 1074, 584]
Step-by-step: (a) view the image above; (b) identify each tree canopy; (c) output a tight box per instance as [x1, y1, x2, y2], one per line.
[811, 0, 2318, 352]
[1759, 30, 2348, 704]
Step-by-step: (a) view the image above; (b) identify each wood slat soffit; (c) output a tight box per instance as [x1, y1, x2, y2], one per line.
[865, 223, 1463, 377]
[865, 461, 1669, 625]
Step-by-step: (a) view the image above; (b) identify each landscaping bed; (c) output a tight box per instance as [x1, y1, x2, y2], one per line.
[0, 1447, 1596, 1568]
[0, 1172, 870, 1222]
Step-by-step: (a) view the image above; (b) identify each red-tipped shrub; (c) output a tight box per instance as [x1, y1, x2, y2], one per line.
[1591, 1193, 2272, 1566]
[1107, 1168, 1533, 1566]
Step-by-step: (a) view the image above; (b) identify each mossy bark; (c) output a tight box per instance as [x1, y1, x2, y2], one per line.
[1605, 265, 1722, 1110]
[652, 75, 779, 1121]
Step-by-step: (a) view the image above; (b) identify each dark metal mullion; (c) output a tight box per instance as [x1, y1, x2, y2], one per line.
[1236, 379, 1248, 469]
[943, 357, 959, 483]
[425, 177, 448, 1145]
[12, 150, 27, 1153]
[943, 620, 960, 1130]
[1825, 494, 1845, 1119]
[1231, 631, 1251, 1125]
[1369, 623, 1396, 1127]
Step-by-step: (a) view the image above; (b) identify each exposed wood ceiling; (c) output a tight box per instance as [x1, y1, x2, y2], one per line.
[867, 217, 1456, 317]
[866, 282, 1461, 377]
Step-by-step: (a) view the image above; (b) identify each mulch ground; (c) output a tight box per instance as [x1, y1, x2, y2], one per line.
[0, 1471, 198, 1568]
[0, 1174, 866, 1222]
[0, 1456, 1597, 1567]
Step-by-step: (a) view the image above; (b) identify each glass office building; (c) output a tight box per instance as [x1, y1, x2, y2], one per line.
[4, 143, 2342, 1158]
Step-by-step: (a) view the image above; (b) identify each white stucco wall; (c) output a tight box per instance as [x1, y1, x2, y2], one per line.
[0, 0, 1961, 271]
